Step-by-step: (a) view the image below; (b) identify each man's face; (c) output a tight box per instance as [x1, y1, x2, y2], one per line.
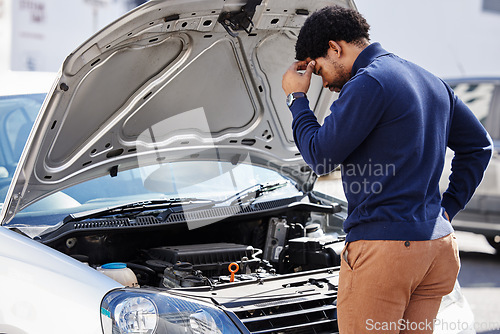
[307, 48, 351, 93]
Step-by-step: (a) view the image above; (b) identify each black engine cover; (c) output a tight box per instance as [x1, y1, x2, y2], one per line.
[148, 243, 255, 275]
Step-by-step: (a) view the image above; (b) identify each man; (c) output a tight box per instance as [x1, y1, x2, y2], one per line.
[282, 5, 492, 334]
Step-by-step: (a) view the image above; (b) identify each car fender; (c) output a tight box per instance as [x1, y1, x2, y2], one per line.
[0, 226, 121, 334]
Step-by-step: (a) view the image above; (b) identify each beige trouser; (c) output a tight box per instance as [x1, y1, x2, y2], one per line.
[337, 233, 460, 334]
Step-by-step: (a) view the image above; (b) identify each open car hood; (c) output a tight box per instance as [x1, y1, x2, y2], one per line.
[1, 0, 354, 224]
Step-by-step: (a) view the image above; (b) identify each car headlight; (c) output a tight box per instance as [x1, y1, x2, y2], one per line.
[100, 288, 241, 334]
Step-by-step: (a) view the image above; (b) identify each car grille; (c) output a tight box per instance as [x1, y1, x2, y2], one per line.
[227, 293, 338, 334]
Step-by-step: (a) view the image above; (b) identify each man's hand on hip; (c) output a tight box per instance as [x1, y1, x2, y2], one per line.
[282, 60, 315, 96]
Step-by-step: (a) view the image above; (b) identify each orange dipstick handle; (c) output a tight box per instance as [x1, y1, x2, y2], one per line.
[228, 262, 239, 282]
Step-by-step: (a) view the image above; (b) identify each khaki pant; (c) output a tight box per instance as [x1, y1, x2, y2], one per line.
[337, 233, 460, 334]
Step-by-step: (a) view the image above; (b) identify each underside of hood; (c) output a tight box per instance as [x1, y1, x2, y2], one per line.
[1, 0, 355, 224]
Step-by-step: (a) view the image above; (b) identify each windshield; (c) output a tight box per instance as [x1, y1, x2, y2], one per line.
[0, 93, 46, 204]
[7, 161, 297, 228]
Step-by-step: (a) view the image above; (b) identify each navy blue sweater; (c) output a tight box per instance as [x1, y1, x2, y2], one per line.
[290, 43, 493, 242]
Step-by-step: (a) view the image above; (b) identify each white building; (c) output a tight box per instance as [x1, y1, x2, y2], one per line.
[355, 0, 500, 79]
[0, 0, 132, 72]
[1, 0, 499, 78]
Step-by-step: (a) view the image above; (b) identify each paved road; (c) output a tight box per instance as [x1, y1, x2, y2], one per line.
[455, 230, 500, 334]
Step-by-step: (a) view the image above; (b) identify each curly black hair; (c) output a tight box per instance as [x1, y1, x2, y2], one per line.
[295, 6, 370, 61]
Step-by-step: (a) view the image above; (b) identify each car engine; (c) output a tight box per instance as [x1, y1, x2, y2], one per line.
[41, 197, 344, 286]
[39, 196, 346, 333]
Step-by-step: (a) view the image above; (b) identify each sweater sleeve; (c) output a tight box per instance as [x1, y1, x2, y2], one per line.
[441, 95, 493, 219]
[289, 75, 385, 175]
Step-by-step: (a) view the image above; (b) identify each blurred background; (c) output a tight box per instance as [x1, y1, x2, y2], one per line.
[2, 0, 500, 77]
[0, 0, 147, 72]
[1, 0, 499, 332]
[355, 0, 500, 79]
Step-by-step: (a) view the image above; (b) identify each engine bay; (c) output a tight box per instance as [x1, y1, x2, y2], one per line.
[40, 197, 346, 289]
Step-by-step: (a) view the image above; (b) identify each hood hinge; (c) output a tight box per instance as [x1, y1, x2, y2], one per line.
[218, 0, 262, 37]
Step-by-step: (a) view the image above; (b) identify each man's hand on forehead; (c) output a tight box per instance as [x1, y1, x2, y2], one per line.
[282, 60, 316, 96]
[295, 60, 309, 72]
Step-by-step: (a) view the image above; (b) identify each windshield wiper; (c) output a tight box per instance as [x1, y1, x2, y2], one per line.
[62, 198, 213, 224]
[223, 181, 289, 206]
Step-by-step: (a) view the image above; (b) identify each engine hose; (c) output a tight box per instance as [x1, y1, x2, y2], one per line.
[278, 245, 290, 274]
